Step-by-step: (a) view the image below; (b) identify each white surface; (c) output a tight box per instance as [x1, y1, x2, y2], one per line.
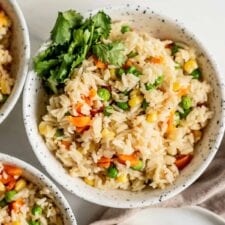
[0, 0, 224, 224]
[120, 207, 225, 225]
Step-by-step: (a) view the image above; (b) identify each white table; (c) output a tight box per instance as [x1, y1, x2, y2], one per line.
[1, 0, 224, 224]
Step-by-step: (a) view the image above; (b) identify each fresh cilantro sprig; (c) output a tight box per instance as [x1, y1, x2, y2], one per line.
[34, 10, 123, 94]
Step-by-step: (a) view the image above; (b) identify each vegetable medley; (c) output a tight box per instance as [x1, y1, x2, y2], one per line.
[36, 10, 212, 191]
[0, 163, 63, 225]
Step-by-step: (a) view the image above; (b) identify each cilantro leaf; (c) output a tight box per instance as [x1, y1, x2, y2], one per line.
[92, 41, 125, 66]
[51, 10, 83, 45]
[92, 11, 111, 39]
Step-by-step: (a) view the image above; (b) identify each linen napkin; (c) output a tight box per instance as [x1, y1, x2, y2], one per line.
[90, 137, 225, 225]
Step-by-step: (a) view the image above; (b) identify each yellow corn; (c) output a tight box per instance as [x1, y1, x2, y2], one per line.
[173, 82, 181, 92]
[109, 68, 116, 80]
[193, 130, 202, 142]
[15, 179, 27, 192]
[0, 79, 10, 95]
[0, 11, 10, 27]
[183, 59, 198, 74]
[116, 174, 127, 183]
[0, 181, 5, 192]
[39, 122, 51, 136]
[84, 178, 95, 186]
[146, 112, 158, 123]
[130, 89, 140, 97]
[12, 221, 21, 225]
[101, 128, 115, 139]
[128, 95, 143, 108]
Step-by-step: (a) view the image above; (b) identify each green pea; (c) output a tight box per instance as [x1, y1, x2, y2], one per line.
[142, 99, 149, 110]
[121, 25, 131, 33]
[145, 83, 155, 91]
[171, 43, 181, 56]
[154, 75, 164, 86]
[32, 205, 42, 216]
[131, 160, 143, 171]
[181, 96, 192, 110]
[104, 106, 113, 116]
[55, 128, 64, 137]
[127, 51, 138, 58]
[5, 190, 17, 203]
[0, 199, 7, 207]
[116, 102, 129, 110]
[191, 68, 201, 80]
[174, 111, 181, 126]
[179, 108, 191, 119]
[1, 94, 8, 103]
[116, 68, 125, 78]
[107, 166, 118, 178]
[29, 220, 41, 225]
[97, 88, 111, 101]
[126, 66, 141, 76]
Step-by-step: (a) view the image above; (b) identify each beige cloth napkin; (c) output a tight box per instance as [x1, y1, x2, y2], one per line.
[90, 138, 225, 225]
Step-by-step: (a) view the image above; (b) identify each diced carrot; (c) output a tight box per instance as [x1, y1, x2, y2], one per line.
[6, 179, 16, 191]
[167, 110, 175, 134]
[117, 153, 139, 167]
[76, 126, 89, 133]
[0, 174, 14, 184]
[178, 87, 189, 97]
[61, 140, 71, 150]
[148, 56, 163, 64]
[75, 102, 83, 114]
[175, 154, 192, 170]
[94, 57, 107, 69]
[4, 164, 23, 176]
[67, 116, 91, 128]
[81, 95, 92, 106]
[10, 199, 24, 213]
[123, 59, 133, 69]
[97, 157, 111, 168]
[89, 88, 96, 98]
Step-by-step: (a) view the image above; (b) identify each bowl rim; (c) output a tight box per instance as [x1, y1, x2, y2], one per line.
[0, 152, 77, 224]
[0, 0, 30, 124]
[23, 3, 225, 208]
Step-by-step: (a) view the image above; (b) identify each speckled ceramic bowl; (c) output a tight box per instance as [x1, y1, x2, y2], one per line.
[0, 0, 30, 124]
[23, 4, 225, 208]
[0, 153, 77, 224]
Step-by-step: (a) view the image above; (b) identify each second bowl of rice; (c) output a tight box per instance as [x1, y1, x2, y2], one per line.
[23, 5, 225, 208]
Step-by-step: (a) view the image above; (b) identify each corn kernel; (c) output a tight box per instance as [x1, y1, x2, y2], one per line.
[183, 59, 198, 74]
[39, 121, 52, 137]
[101, 128, 115, 139]
[0, 79, 10, 95]
[15, 179, 27, 192]
[84, 178, 94, 186]
[130, 89, 140, 97]
[128, 95, 143, 108]
[109, 68, 116, 80]
[0, 11, 10, 27]
[116, 174, 127, 183]
[0, 181, 5, 192]
[173, 82, 181, 92]
[146, 112, 158, 123]
[12, 221, 21, 225]
[193, 130, 202, 142]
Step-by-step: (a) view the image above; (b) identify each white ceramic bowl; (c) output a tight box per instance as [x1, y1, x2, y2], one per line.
[0, 0, 30, 124]
[0, 153, 77, 224]
[23, 4, 225, 208]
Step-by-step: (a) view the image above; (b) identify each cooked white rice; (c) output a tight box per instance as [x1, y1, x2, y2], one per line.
[39, 22, 212, 191]
[0, 163, 63, 224]
[0, 9, 14, 104]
